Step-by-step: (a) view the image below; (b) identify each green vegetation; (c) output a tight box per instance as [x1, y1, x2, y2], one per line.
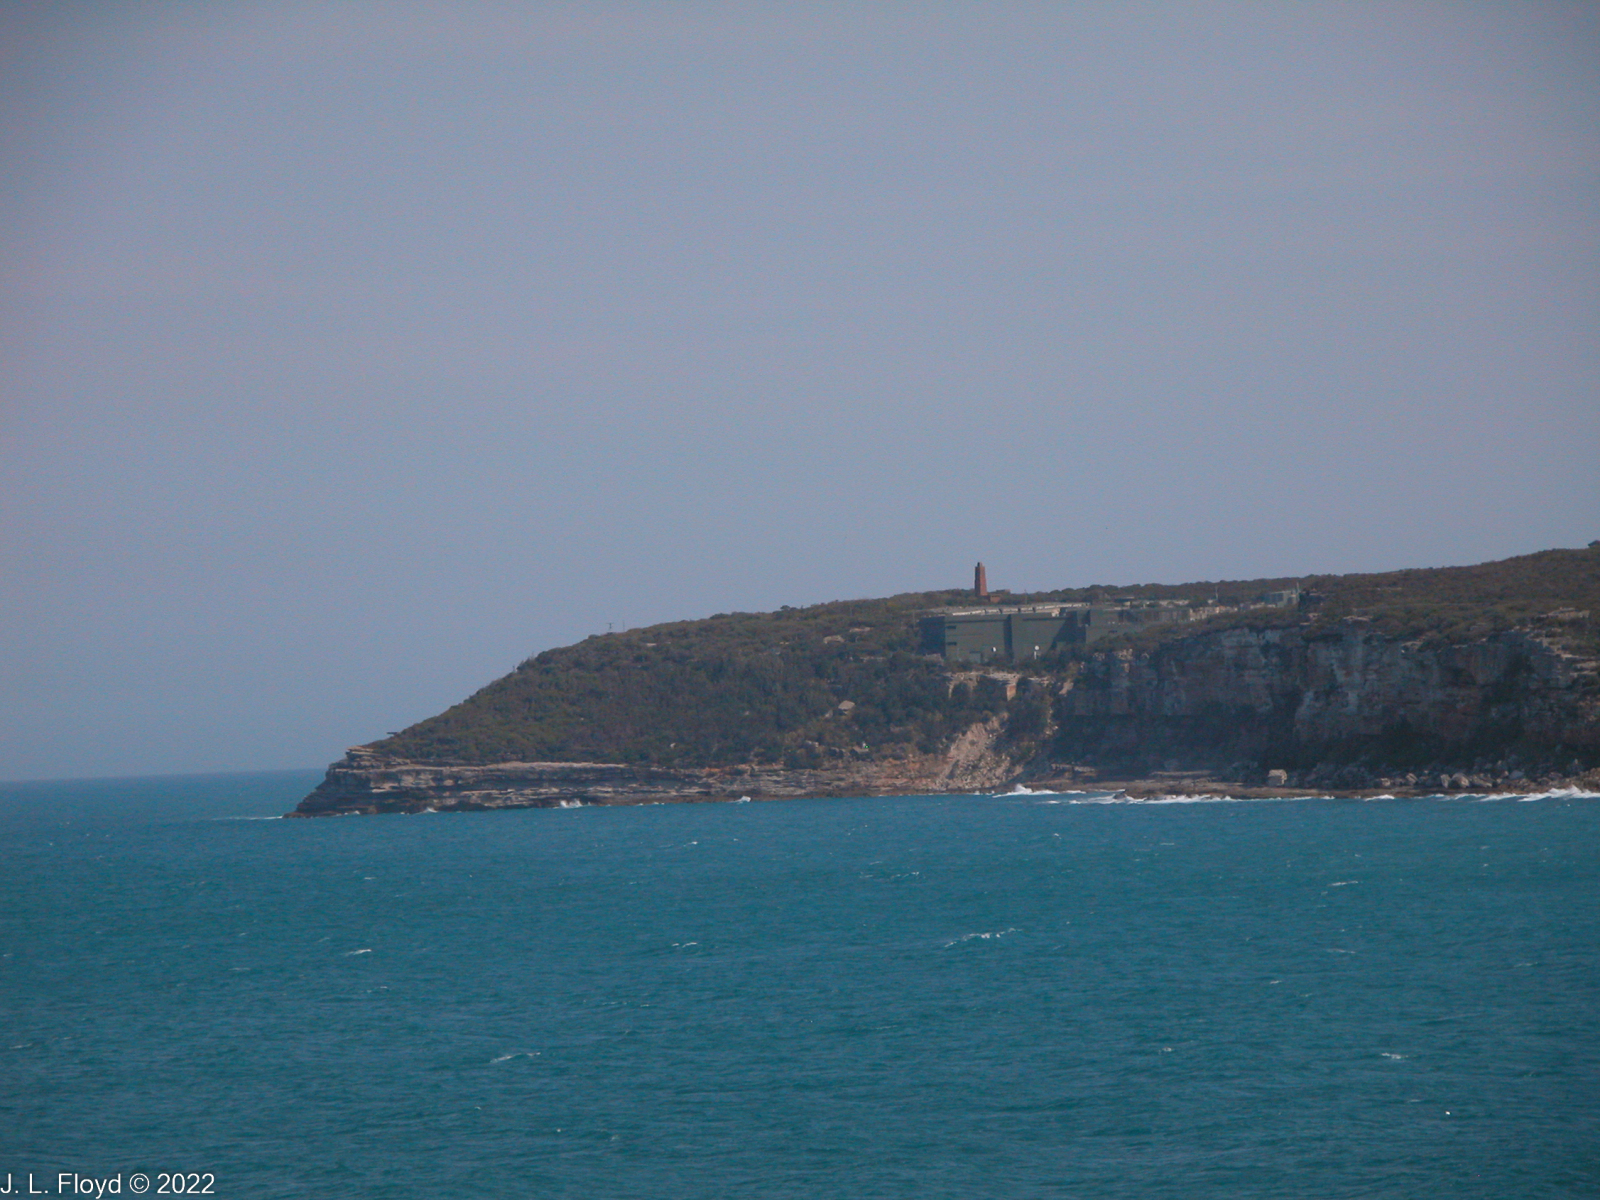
[375, 546, 1599, 767]
[1296, 546, 1600, 646]
[1094, 546, 1600, 655]
[381, 594, 1000, 767]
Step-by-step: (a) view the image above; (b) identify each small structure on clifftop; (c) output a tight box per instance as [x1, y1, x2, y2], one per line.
[974, 561, 990, 601]
[922, 585, 1301, 663]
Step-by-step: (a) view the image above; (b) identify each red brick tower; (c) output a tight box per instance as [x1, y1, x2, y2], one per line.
[974, 561, 989, 600]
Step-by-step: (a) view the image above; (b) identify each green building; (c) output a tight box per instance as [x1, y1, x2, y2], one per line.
[921, 603, 1092, 663]
[922, 591, 1299, 663]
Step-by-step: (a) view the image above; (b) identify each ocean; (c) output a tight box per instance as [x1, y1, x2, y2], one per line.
[1, 772, 1596, 1198]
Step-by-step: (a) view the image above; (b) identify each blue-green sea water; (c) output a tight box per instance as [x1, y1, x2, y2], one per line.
[2, 773, 1596, 1198]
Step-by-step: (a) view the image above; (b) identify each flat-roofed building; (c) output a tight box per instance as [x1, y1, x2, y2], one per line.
[922, 603, 1091, 663]
[922, 590, 1299, 663]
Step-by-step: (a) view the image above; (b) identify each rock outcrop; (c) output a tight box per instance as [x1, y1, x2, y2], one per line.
[291, 728, 1026, 817]
[292, 604, 1599, 816]
[1053, 621, 1599, 766]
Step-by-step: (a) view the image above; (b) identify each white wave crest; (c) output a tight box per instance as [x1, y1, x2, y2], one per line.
[1456, 786, 1600, 803]
[943, 927, 1019, 948]
[1045, 787, 1599, 806]
[1063, 791, 1306, 806]
[210, 815, 284, 820]
[1520, 786, 1600, 801]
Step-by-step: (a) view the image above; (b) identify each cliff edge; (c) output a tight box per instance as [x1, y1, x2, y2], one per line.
[293, 546, 1600, 815]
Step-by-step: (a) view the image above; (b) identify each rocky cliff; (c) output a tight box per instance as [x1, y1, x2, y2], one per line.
[292, 548, 1600, 815]
[1050, 620, 1599, 784]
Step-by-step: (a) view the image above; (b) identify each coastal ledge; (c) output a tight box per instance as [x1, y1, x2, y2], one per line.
[286, 749, 952, 817]
[287, 750, 1600, 817]
[291, 547, 1599, 818]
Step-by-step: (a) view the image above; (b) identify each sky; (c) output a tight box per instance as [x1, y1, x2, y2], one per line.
[2, 1, 1597, 780]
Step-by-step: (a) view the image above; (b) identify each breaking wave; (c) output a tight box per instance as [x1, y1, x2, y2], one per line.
[1474, 786, 1600, 802]
[1035, 787, 1598, 806]
[943, 928, 1019, 948]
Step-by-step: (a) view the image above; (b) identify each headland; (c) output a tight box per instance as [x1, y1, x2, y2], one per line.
[291, 546, 1600, 816]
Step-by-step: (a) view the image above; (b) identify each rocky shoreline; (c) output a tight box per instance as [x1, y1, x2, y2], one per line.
[286, 749, 924, 817]
[287, 747, 1599, 817]
[290, 570, 1599, 819]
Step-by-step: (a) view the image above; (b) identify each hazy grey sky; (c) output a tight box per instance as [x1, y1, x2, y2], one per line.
[2, 2, 1596, 780]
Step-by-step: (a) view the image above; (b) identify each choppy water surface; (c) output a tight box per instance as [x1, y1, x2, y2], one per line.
[2, 773, 1596, 1198]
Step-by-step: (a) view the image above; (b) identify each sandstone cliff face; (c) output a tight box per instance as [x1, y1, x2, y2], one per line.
[1057, 621, 1599, 761]
[294, 620, 1597, 816]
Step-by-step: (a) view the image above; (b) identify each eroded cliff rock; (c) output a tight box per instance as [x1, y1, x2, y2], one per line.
[292, 558, 1599, 816]
[291, 721, 1026, 817]
[1053, 620, 1599, 769]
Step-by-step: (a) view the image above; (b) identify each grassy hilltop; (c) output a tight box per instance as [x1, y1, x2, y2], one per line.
[373, 546, 1600, 771]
